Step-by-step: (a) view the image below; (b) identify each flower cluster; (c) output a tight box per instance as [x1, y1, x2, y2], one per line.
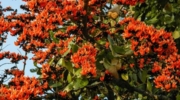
[0, 0, 85, 62]
[71, 43, 97, 76]
[120, 18, 180, 91]
[0, 69, 48, 99]
[58, 91, 67, 98]
[41, 63, 64, 80]
[114, 0, 145, 5]
[0, 52, 27, 63]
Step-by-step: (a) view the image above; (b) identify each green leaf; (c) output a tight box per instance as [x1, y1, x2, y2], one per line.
[58, 58, 73, 73]
[141, 70, 147, 83]
[50, 82, 62, 88]
[164, 14, 174, 24]
[31, 66, 41, 75]
[176, 93, 180, 100]
[123, 42, 133, 55]
[117, 96, 121, 100]
[138, 94, 143, 99]
[138, 71, 142, 82]
[108, 35, 118, 56]
[97, 39, 106, 45]
[37, 68, 41, 75]
[49, 31, 59, 43]
[75, 68, 82, 77]
[93, 15, 99, 20]
[62, 38, 75, 57]
[30, 68, 38, 73]
[103, 58, 111, 70]
[138, 84, 146, 90]
[121, 73, 128, 81]
[71, 44, 78, 53]
[108, 35, 123, 57]
[73, 78, 89, 90]
[147, 79, 152, 93]
[110, 19, 116, 27]
[62, 47, 70, 57]
[131, 73, 137, 83]
[48, 57, 54, 65]
[58, 58, 65, 66]
[146, 11, 153, 18]
[146, 14, 159, 24]
[33, 61, 40, 68]
[173, 30, 180, 39]
[64, 82, 74, 92]
[138, 70, 147, 83]
[164, 3, 172, 12]
[89, 81, 101, 87]
[113, 45, 126, 54]
[93, 29, 101, 37]
[108, 35, 133, 57]
[103, 19, 109, 24]
[67, 72, 72, 83]
[113, 42, 133, 55]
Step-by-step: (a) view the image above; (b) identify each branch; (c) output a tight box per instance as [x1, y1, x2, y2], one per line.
[23, 52, 27, 72]
[82, 0, 94, 42]
[86, 82, 102, 89]
[1, 44, 10, 51]
[100, 1, 103, 22]
[0, 63, 12, 67]
[106, 84, 115, 100]
[114, 78, 171, 100]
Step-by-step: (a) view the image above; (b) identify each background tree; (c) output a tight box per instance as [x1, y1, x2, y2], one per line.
[0, 0, 180, 100]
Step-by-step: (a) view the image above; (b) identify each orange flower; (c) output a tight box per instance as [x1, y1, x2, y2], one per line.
[171, 82, 177, 89]
[114, 0, 144, 5]
[120, 17, 180, 91]
[58, 91, 67, 98]
[93, 95, 100, 100]
[105, 42, 109, 49]
[71, 43, 97, 76]
[100, 76, 105, 81]
[130, 63, 134, 68]
[51, 74, 56, 80]
[0, 73, 45, 99]
[42, 81, 48, 89]
[152, 62, 161, 73]
[138, 58, 144, 68]
[164, 83, 171, 91]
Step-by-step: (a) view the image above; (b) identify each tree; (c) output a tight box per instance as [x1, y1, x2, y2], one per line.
[0, 0, 180, 99]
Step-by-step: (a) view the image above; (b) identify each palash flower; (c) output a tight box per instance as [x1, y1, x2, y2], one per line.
[120, 18, 180, 91]
[71, 43, 97, 77]
[0, 69, 48, 99]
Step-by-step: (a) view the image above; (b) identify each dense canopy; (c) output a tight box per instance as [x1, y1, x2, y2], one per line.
[0, 0, 180, 100]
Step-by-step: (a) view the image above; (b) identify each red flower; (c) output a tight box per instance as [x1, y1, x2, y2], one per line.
[71, 43, 97, 76]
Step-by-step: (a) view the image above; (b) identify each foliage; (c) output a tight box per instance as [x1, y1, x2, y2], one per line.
[0, 0, 180, 100]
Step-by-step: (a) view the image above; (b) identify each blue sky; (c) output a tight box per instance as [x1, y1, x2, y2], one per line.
[1, 0, 37, 77]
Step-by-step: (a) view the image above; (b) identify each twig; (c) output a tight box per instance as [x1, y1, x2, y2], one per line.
[23, 52, 27, 72]
[100, 1, 103, 22]
[82, 0, 94, 42]
[1, 44, 10, 51]
[17, 49, 22, 55]
[106, 83, 115, 100]
[104, 5, 111, 9]
[0, 63, 12, 67]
